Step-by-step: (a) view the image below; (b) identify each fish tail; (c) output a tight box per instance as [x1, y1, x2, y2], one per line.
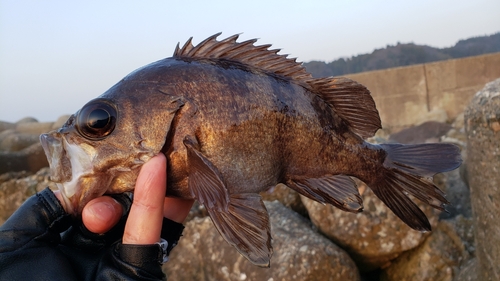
[369, 143, 462, 231]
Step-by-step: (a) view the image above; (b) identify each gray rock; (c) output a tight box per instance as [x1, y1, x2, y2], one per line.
[0, 121, 15, 132]
[16, 121, 54, 135]
[455, 258, 479, 281]
[52, 115, 71, 130]
[301, 182, 438, 271]
[0, 132, 40, 152]
[260, 183, 308, 217]
[380, 217, 474, 281]
[434, 169, 472, 220]
[0, 129, 16, 148]
[464, 78, 500, 280]
[164, 201, 360, 281]
[0, 143, 48, 174]
[0, 167, 56, 226]
[15, 117, 38, 124]
[389, 121, 452, 144]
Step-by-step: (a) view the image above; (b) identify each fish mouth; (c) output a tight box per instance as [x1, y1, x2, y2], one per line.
[40, 132, 96, 214]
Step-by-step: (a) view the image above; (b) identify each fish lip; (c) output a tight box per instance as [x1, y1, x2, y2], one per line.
[40, 132, 73, 183]
[40, 132, 80, 215]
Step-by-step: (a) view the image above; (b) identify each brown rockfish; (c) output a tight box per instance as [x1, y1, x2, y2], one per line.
[40, 33, 462, 267]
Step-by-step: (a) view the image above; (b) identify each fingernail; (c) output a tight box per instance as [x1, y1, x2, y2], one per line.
[88, 201, 116, 223]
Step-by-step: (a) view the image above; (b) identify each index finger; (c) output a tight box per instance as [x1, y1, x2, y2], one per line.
[123, 154, 166, 245]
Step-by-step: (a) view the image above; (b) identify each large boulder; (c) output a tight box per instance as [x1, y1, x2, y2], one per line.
[260, 183, 308, 217]
[464, 77, 500, 280]
[301, 184, 438, 271]
[164, 201, 360, 281]
[380, 216, 474, 281]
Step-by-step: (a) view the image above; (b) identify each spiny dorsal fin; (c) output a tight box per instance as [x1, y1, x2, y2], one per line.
[173, 32, 312, 82]
[174, 33, 382, 138]
[307, 77, 382, 138]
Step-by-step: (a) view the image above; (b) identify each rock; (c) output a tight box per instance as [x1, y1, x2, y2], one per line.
[15, 117, 38, 124]
[452, 112, 465, 131]
[184, 201, 208, 222]
[380, 217, 474, 281]
[301, 182, 438, 271]
[455, 258, 479, 281]
[464, 78, 500, 280]
[164, 201, 360, 281]
[414, 108, 449, 125]
[0, 129, 16, 148]
[0, 143, 49, 174]
[389, 121, 452, 144]
[0, 132, 40, 152]
[52, 115, 71, 130]
[16, 121, 54, 135]
[0, 121, 15, 132]
[434, 169, 471, 220]
[0, 167, 56, 225]
[260, 183, 308, 217]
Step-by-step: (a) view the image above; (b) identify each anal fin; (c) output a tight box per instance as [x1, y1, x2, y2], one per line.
[207, 193, 272, 267]
[287, 174, 363, 212]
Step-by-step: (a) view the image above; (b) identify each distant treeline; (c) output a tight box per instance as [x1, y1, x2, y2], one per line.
[304, 32, 500, 77]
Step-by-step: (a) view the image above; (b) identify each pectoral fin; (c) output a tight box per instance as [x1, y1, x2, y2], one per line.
[207, 193, 272, 267]
[288, 174, 363, 212]
[184, 136, 229, 211]
[184, 136, 272, 266]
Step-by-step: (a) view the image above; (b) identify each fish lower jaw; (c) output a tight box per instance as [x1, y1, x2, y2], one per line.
[56, 182, 76, 215]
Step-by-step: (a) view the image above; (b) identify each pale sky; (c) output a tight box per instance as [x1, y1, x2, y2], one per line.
[1, 0, 499, 123]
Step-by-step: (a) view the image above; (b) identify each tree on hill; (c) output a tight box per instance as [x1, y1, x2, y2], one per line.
[304, 32, 500, 77]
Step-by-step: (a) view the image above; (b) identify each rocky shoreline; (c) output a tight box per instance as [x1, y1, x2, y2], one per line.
[1, 78, 499, 280]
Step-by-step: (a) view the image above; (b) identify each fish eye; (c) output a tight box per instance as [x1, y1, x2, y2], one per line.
[76, 99, 117, 140]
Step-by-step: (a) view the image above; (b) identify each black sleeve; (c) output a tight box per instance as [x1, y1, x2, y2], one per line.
[0, 188, 185, 281]
[0, 188, 77, 280]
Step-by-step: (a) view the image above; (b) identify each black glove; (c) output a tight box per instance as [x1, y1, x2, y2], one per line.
[0, 188, 184, 281]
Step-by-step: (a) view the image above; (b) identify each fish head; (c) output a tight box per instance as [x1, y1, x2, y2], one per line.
[40, 81, 184, 215]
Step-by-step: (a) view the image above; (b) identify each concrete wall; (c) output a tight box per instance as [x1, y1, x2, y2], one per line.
[344, 52, 500, 130]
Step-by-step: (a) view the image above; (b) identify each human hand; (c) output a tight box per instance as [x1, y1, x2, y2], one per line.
[1, 154, 194, 280]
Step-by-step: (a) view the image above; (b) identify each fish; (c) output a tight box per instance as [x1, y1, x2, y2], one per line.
[40, 33, 462, 267]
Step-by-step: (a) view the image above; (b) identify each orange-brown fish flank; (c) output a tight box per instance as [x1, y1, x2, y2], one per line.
[173, 33, 381, 139]
[40, 33, 462, 268]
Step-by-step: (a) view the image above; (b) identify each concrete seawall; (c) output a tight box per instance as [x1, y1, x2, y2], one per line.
[344, 52, 500, 130]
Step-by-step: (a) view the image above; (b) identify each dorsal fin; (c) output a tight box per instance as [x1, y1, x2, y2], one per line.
[173, 32, 312, 82]
[173, 33, 382, 138]
[307, 77, 382, 138]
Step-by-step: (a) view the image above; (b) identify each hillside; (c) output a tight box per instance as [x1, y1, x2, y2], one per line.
[304, 32, 500, 77]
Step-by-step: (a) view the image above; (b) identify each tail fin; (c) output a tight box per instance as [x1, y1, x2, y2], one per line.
[370, 143, 462, 231]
